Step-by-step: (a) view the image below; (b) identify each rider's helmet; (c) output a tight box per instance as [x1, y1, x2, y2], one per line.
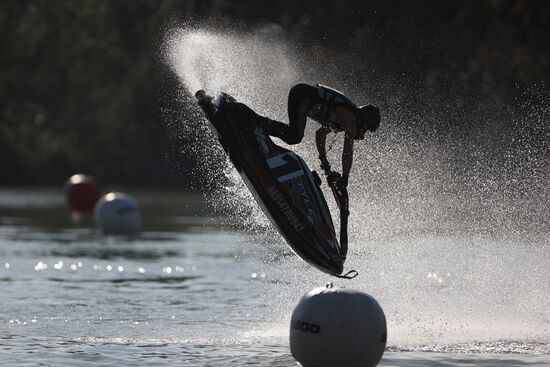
[358, 105, 381, 132]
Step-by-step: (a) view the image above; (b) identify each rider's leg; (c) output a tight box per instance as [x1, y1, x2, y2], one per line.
[257, 84, 317, 145]
[285, 84, 317, 144]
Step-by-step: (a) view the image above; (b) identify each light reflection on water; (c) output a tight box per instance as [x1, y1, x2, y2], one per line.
[1, 190, 549, 366]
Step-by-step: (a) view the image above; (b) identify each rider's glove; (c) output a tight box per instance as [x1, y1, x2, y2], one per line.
[319, 156, 331, 174]
[326, 171, 340, 185]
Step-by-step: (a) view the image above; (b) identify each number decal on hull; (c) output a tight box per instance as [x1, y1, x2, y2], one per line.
[267, 153, 304, 182]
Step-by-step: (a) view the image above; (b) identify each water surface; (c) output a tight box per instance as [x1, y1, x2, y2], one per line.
[1, 189, 549, 366]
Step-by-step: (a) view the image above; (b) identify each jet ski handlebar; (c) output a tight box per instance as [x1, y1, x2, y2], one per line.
[326, 170, 350, 257]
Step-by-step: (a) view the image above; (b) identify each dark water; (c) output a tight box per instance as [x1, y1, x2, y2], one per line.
[0, 189, 549, 366]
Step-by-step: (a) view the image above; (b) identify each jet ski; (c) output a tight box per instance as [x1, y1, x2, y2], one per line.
[195, 90, 352, 277]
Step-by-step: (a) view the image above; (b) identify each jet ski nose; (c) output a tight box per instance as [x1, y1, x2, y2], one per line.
[331, 263, 344, 276]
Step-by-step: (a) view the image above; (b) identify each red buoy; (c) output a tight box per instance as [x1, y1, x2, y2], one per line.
[64, 174, 101, 213]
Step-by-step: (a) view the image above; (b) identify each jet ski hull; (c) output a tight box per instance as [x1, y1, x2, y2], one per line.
[197, 92, 344, 276]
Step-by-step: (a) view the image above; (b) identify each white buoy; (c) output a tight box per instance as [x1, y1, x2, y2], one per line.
[289, 284, 387, 367]
[94, 192, 141, 236]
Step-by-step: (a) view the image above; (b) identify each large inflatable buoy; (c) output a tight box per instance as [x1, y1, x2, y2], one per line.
[64, 174, 101, 213]
[94, 192, 141, 236]
[290, 284, 387, 367]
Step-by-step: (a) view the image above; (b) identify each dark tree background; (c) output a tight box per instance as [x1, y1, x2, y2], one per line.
[1, 0, 548, 187]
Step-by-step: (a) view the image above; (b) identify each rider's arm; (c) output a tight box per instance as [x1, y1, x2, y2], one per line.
[315, 125, 331, 159]
[336, 107, 358, 179]
[342, 135, 354, 177]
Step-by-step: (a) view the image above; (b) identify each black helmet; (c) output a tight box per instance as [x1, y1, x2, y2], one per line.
[358, 105, 380, 132]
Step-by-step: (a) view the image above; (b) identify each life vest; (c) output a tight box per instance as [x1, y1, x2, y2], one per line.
[306, 84, 359, 132]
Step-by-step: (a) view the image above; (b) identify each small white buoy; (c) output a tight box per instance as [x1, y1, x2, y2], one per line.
[94, 192, 141, 236]
[290, 285, 387, 367]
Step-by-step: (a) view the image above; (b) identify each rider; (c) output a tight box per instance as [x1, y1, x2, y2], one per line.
[258, 83, 381, 187]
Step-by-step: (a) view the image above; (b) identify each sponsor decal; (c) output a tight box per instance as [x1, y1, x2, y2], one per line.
[295, 178, 318, 222]
[267, 186, 305, 232]
[291, 319, 321, 334]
